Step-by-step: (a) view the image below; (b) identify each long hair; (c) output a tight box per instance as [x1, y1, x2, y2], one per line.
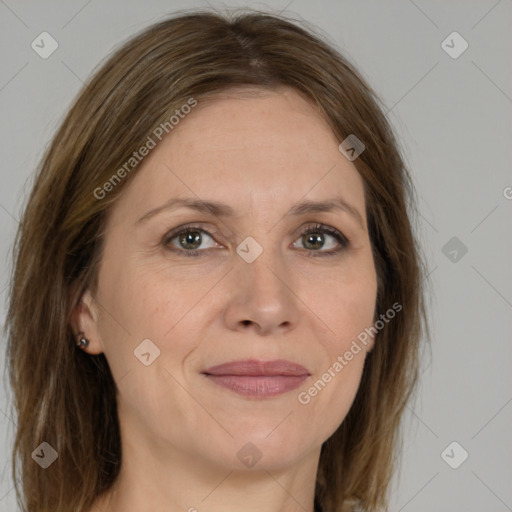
[4, 8, 429, 511]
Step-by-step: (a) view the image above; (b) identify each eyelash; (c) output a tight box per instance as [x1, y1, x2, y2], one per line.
[162, 223, 350, 258]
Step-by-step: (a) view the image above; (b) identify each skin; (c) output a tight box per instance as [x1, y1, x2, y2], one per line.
[72, 86, 378, 512]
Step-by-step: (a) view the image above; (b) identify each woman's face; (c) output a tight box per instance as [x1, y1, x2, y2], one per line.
[77, 86, 378, 473]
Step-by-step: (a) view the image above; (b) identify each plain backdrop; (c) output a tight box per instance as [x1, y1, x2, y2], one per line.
[1, 1, 511, 511]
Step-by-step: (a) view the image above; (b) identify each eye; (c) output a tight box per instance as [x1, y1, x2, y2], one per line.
[163, 225, 220, 257]
[162, 223, 350, 258]
[291, 223, 349, 257]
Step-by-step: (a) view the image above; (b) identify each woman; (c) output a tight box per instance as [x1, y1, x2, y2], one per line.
[5, 8, 428, 512]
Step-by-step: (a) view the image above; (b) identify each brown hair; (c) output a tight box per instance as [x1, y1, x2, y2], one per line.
[4, 8, 429, 512]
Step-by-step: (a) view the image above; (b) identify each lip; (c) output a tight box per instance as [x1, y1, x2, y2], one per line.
[202, 359, 310, 398]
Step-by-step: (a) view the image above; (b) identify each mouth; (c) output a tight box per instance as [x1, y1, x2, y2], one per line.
[201, 359, 311, 398]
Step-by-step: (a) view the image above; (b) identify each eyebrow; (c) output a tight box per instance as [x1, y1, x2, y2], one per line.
[136, 196, 364, 229]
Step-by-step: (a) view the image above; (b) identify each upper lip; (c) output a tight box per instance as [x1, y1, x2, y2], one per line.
[202, 359, 310, 377]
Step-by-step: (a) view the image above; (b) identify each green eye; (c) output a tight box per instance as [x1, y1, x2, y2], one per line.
[163, 223, 349, 258]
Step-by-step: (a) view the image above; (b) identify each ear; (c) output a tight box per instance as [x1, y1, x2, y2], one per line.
[69, 289, 104, 355]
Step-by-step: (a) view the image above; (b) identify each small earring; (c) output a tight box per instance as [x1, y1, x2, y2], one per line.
[76, 332, 89, 349]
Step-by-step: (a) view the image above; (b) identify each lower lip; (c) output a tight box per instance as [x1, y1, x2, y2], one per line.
[205, 374, 309, 398]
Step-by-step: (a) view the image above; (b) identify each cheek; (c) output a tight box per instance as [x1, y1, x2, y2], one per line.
[94, 255, 204, 390]
[94, 264, 202, 425]
[98, 256, 194, 339]
[310, 260, 378, 355]
[298, 277, 375, 438]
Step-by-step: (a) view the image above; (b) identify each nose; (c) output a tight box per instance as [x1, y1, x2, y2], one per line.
[223, 249, 301, 336]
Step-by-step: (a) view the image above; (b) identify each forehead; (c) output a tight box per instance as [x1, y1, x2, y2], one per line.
[111, 86, 366, 223]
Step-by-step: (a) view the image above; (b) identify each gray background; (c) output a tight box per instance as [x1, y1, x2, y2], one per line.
[1, 0, 511, 510]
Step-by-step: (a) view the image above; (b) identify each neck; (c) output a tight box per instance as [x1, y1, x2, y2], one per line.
[93, 439, 320, 512]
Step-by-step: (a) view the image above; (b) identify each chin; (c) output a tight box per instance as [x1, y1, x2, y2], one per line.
[211, 429, 317, 472]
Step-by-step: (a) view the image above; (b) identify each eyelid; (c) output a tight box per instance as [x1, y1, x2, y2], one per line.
[296, 223, 350, 245]
[162, 223, 221, 246]
[162, 222, 350, 256]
